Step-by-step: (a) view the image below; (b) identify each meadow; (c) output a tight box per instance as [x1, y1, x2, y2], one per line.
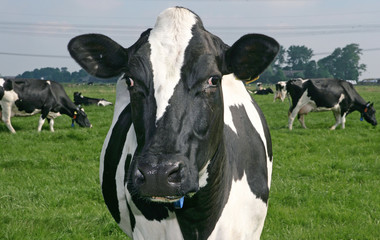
[0, 83, 379, 239]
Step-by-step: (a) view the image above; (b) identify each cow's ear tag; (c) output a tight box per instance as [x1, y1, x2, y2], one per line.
[174, 197, 184, 209]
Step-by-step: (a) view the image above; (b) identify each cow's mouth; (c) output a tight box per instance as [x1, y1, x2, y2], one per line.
[151, 196, 182, 203]
[150, 192, 196, 203]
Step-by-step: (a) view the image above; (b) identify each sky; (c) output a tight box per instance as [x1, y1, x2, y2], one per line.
[0, 0, 379, 80]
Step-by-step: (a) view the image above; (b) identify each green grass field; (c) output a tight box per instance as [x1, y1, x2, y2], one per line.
[0, 83, 379, 239]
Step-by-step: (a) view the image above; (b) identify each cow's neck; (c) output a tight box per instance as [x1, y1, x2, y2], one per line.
[350, 96, 369, 113]
[58, 98, 78, 117]
[175, 139, 231, 239]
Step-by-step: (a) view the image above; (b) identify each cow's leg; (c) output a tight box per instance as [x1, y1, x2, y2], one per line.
[298, 114, 307, 128]
[288, 91, 311, 130]
[330, 110, 341, 130]
[1, 104, 16, 133]
[341, 113, 347, 129]
[38, 109, 52, 132]
[48, 118, 55, 132]
[288, 110, 296, 130]
[289, 105, 305, 130]
[38, 116, 46, 132]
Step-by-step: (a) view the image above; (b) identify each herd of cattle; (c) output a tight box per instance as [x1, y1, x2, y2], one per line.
[0, 6, 377, 240]
[2, 77, 374, 133]
[0, 78, 112, 133]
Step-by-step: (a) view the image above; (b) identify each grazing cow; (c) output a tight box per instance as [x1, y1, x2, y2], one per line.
[68, 7, 279, 240]
[254, 87, 274, 95]
[0, 78, 92, 133]
[287, 78, 377, 130]
[73, 92, 113, 106]
[273, 81, 287, 102]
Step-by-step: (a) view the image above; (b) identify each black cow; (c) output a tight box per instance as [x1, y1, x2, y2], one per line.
[0, 78, 92, 133]
[287, 78, 377, 130]
[254, 87, 274, 95]
[74, 92, 112, 106]
[69, 7, 278, 240]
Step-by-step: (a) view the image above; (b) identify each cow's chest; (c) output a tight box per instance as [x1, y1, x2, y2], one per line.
[131, 212, 183, 240]
[129, 173, 267, 240]
[207, 174, 268, 240]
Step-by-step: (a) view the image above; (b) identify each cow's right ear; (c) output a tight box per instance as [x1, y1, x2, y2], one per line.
[68, 34, 128, 78]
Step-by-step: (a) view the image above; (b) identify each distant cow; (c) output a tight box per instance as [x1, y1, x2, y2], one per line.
[254, 87, 274, 95]
[74, 92, 112, 106]
[0, 78, 92, 133]
[68, 7, 279, 240]
[273, 81, 287, 102]
[287, 78, 377, 130]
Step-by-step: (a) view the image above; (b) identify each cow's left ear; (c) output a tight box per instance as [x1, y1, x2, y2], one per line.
[68, 34, 128, 78]
[224, 34, 279, 81]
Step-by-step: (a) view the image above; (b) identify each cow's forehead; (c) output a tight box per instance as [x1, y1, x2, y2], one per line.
[148, 7, 198, 121]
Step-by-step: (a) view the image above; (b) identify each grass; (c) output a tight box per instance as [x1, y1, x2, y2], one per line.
[1, 83, 379, 239]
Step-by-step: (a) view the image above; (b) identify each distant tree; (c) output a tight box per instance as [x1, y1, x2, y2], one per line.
[304, 60, 318, 78]
[273, 45, 286, 69]
[273, 69, 287, 83]
[318, 44, 366, 80]
[286, 45, 313, 70]
[70, 69, 88, 82]
[259, 64, 275, 83]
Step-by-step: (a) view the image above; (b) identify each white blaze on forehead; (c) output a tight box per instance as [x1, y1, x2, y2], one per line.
[149, 7, 197, 121]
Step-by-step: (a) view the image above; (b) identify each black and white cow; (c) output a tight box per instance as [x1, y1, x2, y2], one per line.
[0, 78, 92, 133]
[69, 7, 278, 239]
[254, 87, 274, 95]
[273, 81, 287, 102]
[74, 92, 113, 106]
[287, 78, 377, 130]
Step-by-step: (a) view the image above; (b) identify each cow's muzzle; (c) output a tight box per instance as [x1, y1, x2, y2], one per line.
[128, 155, 198, 201]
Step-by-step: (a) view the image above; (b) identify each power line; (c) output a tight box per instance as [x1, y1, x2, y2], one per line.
[0, 52, 70, 59]
[1, 48, 380, 60]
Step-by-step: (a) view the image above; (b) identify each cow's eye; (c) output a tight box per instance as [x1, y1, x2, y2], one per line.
[208, 76, 221, 87]
[125, 77, 134, 88]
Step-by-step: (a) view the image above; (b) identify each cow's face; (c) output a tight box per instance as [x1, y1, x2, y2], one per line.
[363, 102, 377, 126]
[68, 7, 278, 203]
[73, 92, 81, 98]
[74, 108, 92, 128]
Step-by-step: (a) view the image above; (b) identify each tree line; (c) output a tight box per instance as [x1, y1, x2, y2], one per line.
[15, 67, 117, 83]
[3, 43, 365, 84]
[260, 43, 366, 84]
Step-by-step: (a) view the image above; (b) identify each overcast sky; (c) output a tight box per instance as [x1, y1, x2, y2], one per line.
[0, 0, 379, 80]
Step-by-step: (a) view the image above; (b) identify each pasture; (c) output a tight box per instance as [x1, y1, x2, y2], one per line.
[0, 83, 379, 239]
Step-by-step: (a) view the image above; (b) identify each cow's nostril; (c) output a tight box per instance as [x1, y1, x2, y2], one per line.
[135, 168, 145, 185]
[167, 164, 181, 184]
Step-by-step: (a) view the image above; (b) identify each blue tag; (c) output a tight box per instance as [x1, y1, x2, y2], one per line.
[173, 197, 184, 209]
[360, 117, 363, 121]
[71, 123, 75, 127]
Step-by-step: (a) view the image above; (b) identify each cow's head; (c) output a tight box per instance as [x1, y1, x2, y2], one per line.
[73, 91, 82, 98]
[73, 107, 92, 128]
[68, 7, 278, 203]
[362, 102, 377, 126]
